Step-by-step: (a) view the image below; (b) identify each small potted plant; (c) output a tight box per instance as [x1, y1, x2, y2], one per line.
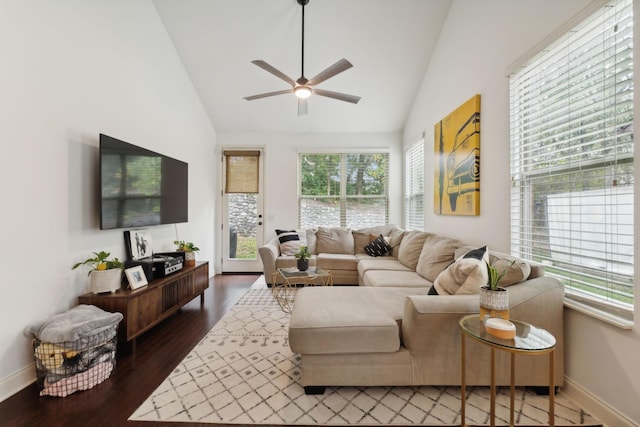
[479, 260, 515, 320]
[72, 251, 124, 294]
[174, 240, 199, 266]
[294, 245, 311, 271]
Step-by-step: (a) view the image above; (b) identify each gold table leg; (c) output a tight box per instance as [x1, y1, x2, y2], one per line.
[510, 352, 515, 427]
[461, 332, 466, 426]
[550, 350, 555, 427]
[490, 347, 496, 427]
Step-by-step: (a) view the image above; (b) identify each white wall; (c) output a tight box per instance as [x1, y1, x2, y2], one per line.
[0, 0, 217, 401]
[216, 131, 402, 271]
[404, 0, 640, 424]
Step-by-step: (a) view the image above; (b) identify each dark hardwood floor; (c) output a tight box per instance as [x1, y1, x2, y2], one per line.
[0, 273, 261, 427]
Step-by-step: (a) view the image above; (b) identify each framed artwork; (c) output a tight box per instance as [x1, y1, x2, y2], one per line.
[434, 94, 481, 216]
[125, 265, 148, 290]
[124, 229, 153, 260]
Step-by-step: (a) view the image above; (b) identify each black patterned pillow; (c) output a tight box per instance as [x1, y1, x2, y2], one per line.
[276, 229, 300, 256]
[364, 234, 392, 257]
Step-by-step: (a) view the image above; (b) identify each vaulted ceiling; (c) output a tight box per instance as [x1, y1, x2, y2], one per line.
[153, 0, 452, 133]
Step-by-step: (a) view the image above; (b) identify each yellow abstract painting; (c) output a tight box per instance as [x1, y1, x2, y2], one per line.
[434, 94, 481, 215]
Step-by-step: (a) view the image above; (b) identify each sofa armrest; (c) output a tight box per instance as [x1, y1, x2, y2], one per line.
[402, 276, 565, 357]
[402, 294, 479, 356]
[258, 238, 280, 284]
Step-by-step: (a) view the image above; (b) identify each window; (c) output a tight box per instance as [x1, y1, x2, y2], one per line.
[509, 0, 634, 324]
[298, 152, 389, 229]
[405, 136, 425, 230]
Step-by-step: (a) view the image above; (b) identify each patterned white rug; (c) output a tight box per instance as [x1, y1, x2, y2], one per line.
[129, 286, 601, 426]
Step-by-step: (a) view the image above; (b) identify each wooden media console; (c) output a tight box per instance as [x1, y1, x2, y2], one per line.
[79, 261, 209, 353]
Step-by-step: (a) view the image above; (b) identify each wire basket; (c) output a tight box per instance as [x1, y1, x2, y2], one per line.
[32, 325, 118, 397]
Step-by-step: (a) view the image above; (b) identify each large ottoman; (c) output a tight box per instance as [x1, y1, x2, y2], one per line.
[288, 286, 426, 394]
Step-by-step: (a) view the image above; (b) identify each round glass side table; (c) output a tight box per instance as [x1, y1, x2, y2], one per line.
[271, 267, 333, 313]
[458, 314, 556, 427]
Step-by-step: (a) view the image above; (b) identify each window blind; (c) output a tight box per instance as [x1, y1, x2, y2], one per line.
[405, 137, 425, 231]
[224, 150, 260, 194]
[509, 0, 634, 320]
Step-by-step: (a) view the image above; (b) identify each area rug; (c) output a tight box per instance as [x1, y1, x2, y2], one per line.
[129, 287, 601, 426]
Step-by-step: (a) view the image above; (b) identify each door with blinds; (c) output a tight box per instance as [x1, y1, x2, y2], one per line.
[221, 149, 264, 273]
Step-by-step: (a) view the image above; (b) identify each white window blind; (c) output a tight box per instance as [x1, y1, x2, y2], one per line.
[509, 0, 634, 322]
[298, 152, 389, 229]
[405, 137, 425, 231]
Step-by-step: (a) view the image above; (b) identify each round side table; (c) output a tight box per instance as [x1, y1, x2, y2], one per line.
[271, 267, 333, 313]
[458, 314, 556, 427]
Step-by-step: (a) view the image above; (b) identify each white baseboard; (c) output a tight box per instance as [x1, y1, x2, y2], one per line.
[0, 363, 36, 403]
[563, 377, 638, 427]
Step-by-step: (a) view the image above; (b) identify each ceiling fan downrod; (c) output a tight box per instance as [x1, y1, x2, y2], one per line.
[298, 0, 309, 84]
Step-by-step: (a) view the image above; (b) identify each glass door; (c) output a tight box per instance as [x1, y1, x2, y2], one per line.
[221, 148, 264, 272]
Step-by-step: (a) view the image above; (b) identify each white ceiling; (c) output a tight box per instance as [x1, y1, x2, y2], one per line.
[152, 0, 452, 133]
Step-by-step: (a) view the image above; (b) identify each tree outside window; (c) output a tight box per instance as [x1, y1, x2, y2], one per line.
[299, 153, 389, 229]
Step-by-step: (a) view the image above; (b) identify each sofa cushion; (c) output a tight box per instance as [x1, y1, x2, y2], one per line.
[397, 231, 431, 269]
[388, 230, 405, 257]
[316, 227, 354, 254]
[415, 235, 461, 282]
[362, 269, 432, 287]
[357, 257, 410, 277]
[364, 234, 392, 257]
[275, 255, 317, 270]
[289, 287, 423, 355]
[317, 253, 358, 271]
[275, 229, 301, 256]
[433, 246, 489, 295]
[305, 228, 318, 255]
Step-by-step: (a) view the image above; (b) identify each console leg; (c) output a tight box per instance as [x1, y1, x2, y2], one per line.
[304, 386, 326, 395]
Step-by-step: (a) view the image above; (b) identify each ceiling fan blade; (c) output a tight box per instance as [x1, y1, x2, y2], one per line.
[313, 89, 361, 104]
[243, 89, 293, 101]
[307, 58, 353, 86]
[251, 60, 296, 86]
[298, 98, 308, 116]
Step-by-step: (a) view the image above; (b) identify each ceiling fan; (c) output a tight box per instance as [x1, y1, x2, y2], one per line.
[243, 0, 361, 116]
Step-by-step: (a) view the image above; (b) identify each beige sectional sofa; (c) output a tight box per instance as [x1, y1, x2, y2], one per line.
[259, 226, 564, 394]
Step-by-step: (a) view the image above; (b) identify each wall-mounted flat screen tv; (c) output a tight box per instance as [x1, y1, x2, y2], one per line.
[99, 133, 188, 230]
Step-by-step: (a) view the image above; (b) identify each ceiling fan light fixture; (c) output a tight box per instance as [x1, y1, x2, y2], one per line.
[294, 86, 312, 99]
[244, 0, 360, 114]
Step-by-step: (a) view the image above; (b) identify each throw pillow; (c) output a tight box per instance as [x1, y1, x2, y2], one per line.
[364, 234, 392, 257]
[489, 254, 531, 286]
[433, 246, 489, 295]
[275, 229, 301, 256]
[352, 226, 385, 254]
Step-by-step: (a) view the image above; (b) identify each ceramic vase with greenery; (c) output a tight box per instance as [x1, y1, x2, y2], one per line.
[72, 251, 124, 294]
[294, 245, 311, 271]
[479, 261, 514, 320]
[174, 240, 199, 266]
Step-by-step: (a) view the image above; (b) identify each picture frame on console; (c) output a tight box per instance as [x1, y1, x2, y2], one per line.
[124, 229, 152, 260]
[125, 265, 148, 290]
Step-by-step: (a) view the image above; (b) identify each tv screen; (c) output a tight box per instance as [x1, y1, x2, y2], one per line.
[99, 134, 188, 230]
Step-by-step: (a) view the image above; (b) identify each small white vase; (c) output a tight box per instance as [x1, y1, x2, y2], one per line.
[184, 251, 196, 266]
[88, 269, 122, 294]
[479, 286, 509, 320]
